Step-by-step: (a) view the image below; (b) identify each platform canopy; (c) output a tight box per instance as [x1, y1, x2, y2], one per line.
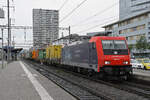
[3, 46, 23, 53]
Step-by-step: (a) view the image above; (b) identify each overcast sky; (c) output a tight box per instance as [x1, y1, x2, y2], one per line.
[0, 0, 119, 48]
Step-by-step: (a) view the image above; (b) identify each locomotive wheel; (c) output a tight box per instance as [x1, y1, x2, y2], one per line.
[87, 69, 94, 77]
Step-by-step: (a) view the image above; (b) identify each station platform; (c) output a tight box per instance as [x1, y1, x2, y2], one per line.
[0, 61, 76, 100]
[133, 69, 150, 82]
[0, 61, 7, 69]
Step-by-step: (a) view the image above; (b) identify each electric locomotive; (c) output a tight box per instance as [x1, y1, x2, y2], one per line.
[62, 36, 132, 79]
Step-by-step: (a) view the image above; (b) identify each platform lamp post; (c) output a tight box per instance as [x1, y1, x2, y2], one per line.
[0, 28, 4, 69]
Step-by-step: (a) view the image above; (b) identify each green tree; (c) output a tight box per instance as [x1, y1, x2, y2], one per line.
[128, 44, 134, 52]
[136, 36, 148, 50]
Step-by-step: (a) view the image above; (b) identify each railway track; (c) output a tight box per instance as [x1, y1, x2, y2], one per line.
[90, 76, 150, 99]
[24, 60, 150, 100]
[104, 81, 150, 99]
[24, 60, 110, 100]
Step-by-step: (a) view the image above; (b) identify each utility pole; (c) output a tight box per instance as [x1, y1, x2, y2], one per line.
[68, 26, 71, 43]
[61, 32, 64, 38]
[9, 18, 11, 60]
[1, 28, 4, 69]
[24, 28, 26, 42]
[12, 36, 15, 47]
[7, 0, 10, 62]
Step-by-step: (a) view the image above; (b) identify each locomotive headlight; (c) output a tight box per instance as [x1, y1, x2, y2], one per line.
[123, 61, 128, 64]
[105, 61, 110, 64]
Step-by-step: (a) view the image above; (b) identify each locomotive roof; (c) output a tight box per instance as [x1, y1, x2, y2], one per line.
[92, 36, 125, 39]
[89, 36, 126, 42]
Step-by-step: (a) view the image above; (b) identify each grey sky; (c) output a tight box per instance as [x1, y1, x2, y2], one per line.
[0, 0, 119, 48]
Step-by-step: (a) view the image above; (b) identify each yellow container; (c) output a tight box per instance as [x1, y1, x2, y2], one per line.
[48, 45, 62, 62]
[50, 46, 54, 60]
[54, 45, 58, 59]
[46, 46, 50, 59]
[57, 45, 62, 59]
[54, 45, 57, 59]
[49, 46, 51, 59]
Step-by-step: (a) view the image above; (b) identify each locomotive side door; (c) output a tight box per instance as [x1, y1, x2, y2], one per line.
[89, 42, 98, 71]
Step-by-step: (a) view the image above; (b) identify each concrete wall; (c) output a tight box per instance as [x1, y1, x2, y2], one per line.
[119, 0, 131, 20]
[119, 0, 150, 20]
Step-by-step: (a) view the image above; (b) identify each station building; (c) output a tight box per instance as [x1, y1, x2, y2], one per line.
[103, 0, 150, 57]
[103, 0, 150, 45]
[103, 11, 150, 45]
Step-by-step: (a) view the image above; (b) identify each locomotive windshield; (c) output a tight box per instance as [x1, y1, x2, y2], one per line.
[102, 40, 127, 49]
[102, 40, 128, 55]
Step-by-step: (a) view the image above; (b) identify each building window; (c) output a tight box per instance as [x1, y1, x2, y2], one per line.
[119, 30, 123, 34]
[129, 36, 135, 40]
[136, 35, 141, 40]
[136, 24, 145, 30]
[118, 14, 148, 27]
[128, 34, 145, 41]
[131, 0, 136, 1]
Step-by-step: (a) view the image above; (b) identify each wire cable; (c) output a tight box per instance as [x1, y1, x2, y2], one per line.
[60, 0, 88, 23]
[71, 1, 119, 27]
[59, 0, 69, 11]
[73, 18, 118, 34]
[72, 16, 117, 28]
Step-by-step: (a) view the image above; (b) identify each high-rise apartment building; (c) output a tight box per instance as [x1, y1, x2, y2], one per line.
[33, 9, 59, 48]
[120, 0, 150, 20]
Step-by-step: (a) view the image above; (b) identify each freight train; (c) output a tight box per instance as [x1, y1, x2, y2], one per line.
[23, 36, 133, 79]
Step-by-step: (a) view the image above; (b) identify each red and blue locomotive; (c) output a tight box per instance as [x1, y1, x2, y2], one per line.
[62, 36, 132, 78]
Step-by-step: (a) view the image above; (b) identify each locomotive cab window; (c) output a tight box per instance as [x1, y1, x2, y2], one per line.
[102, 40, 114, 49]
[102, 40, 127, 49]
[114, 40, 127, 49]
[102, 40, 128, 55]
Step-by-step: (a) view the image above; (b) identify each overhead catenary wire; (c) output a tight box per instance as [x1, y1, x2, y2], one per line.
[0, 0, 6, 3]
[71, 1, 119, 27]
[73, 18, 118, 34]
[59, 0, 69, 11]
[60, 0, 88, 23]
[72, 16, 117, 28]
